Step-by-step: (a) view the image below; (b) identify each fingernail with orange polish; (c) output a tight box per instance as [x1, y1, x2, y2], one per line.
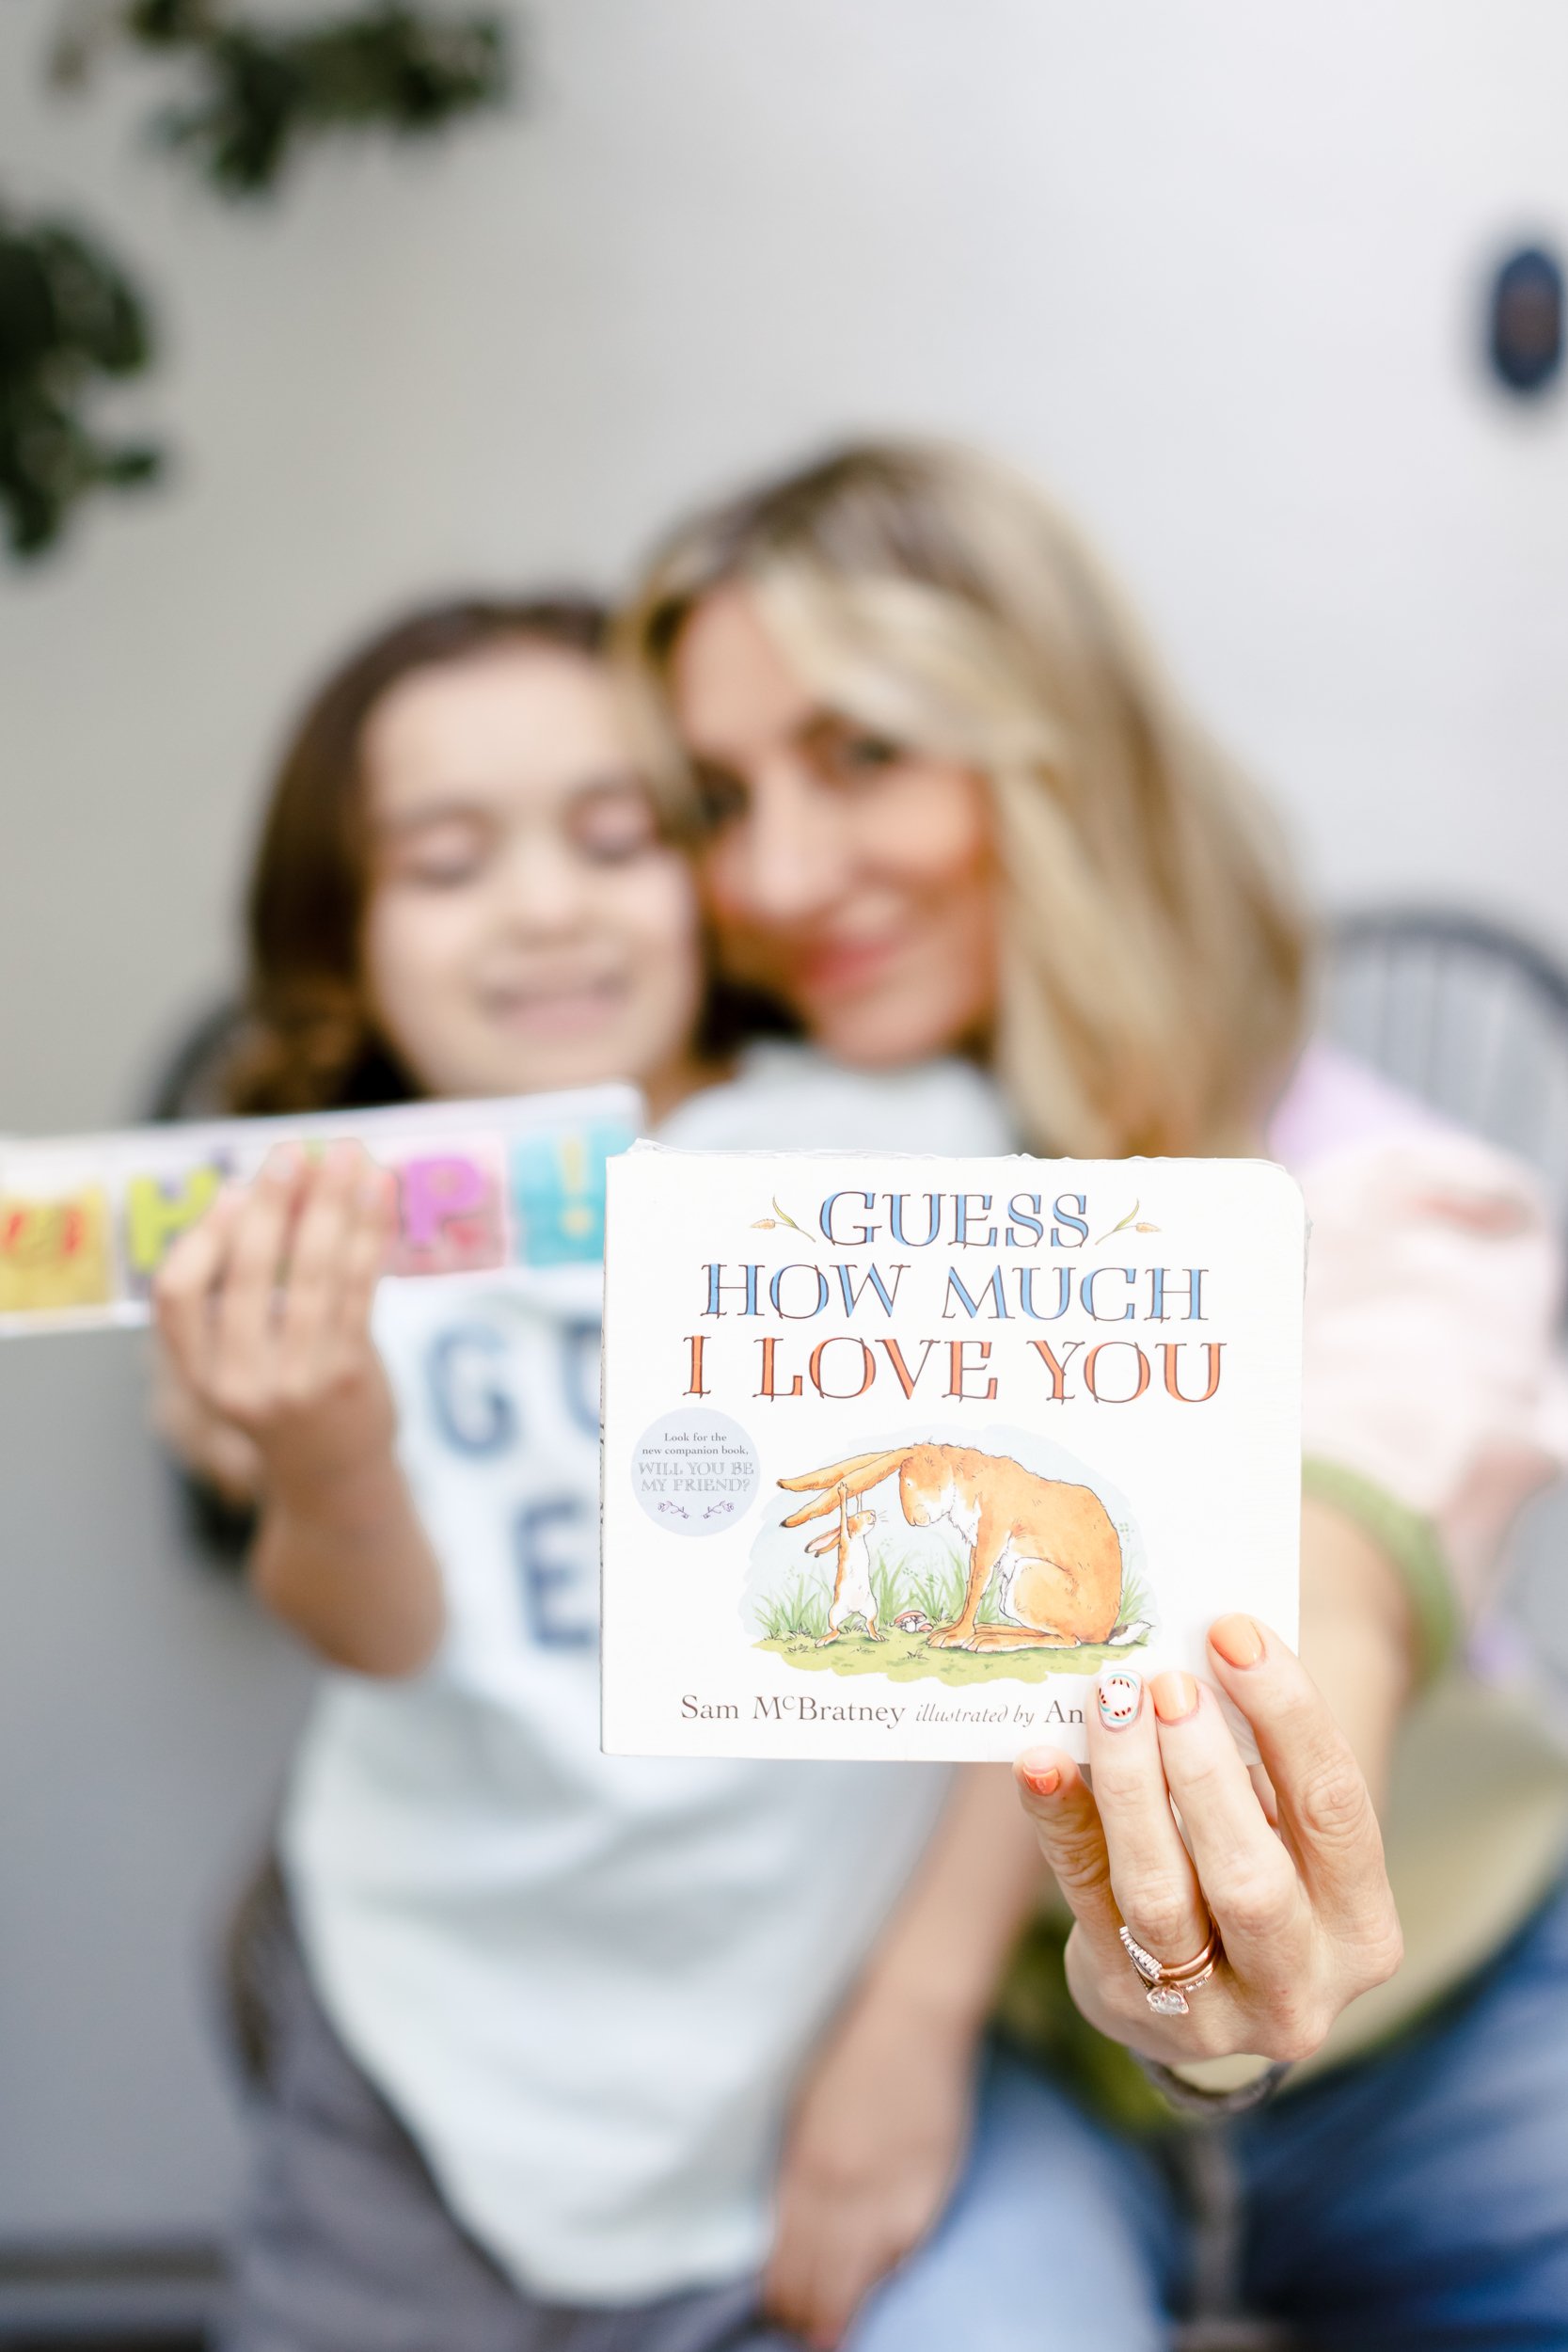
[1211, 1613, 1266, 1668]
[1151, 1670, 1199, 1724]
[1016, 1750, 1063, 1799]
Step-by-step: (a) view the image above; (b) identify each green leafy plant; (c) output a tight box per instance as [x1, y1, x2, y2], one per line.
[0, 204, 161, 554]
[7, 0, 512, 560]
[53, 0, 510, 198]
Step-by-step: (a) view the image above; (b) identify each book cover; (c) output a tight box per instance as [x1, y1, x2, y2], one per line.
[0, 1086, 640, 1336]
[601, 1148, 1304, 1763]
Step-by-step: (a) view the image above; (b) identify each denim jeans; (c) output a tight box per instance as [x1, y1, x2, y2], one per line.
[226, 1872, 1568, 2349]
[849, 1872, 1568, 2351]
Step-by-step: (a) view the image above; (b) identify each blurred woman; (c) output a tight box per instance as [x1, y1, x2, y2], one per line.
[624, 441, 1568, 2350]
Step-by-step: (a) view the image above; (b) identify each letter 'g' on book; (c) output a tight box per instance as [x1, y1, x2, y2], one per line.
[600, 1149, 1305, 1766]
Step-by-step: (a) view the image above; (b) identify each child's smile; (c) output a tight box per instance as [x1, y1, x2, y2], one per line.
[479, 966, 635, 1039]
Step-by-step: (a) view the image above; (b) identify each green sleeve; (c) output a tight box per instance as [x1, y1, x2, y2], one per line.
[1302, 1456, 1461, 1684]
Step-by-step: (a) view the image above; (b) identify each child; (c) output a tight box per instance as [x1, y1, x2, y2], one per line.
[153, 596, 1043, 2352]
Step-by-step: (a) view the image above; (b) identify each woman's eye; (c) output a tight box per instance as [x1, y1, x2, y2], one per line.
[803, 720, 902, 786]
[815, 727, 906, 785]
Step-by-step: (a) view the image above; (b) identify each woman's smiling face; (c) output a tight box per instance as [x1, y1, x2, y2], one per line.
[670, 584, 999, 1069]
[360, 642, 705, 1117]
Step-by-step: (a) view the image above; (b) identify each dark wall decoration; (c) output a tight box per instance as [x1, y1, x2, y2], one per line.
[1487, 243, 1563, 399]
[3, 0, 513, 561]
[52, 0, 510, 199]
[0, 206, 161, 555]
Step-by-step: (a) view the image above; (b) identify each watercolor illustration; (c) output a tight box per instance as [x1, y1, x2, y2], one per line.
[748, 1424, 1153, 1687]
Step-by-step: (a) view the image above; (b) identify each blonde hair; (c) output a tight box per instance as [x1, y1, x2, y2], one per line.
[622, 439, 1312, 1155]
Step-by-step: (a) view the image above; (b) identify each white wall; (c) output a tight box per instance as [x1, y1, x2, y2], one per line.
[3, 0, 1567, 1135]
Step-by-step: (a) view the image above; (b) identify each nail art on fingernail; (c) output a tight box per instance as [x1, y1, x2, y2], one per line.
[1023, 1763, 1061, 1798]
[1098, 1668, 1142, 1729]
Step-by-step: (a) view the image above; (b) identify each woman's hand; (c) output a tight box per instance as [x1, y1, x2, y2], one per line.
[153, 1139, 395, 1509]
[1014, 1617, 1404, 2068]
[765, 1981, 973, 2351]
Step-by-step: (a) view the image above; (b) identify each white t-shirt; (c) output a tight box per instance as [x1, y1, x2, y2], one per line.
[280, 1048, 1013, 2303]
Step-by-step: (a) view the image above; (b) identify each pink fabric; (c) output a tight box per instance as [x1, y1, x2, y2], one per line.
[1268, 1045, 1568, 1617]
[1265, 1041, 1445, 1167]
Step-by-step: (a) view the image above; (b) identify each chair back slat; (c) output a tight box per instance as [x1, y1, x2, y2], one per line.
[1327, 909, 1568, 1248]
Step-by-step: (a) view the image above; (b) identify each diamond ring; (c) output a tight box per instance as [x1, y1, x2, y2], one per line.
[1118, 1919, 1222, 2015]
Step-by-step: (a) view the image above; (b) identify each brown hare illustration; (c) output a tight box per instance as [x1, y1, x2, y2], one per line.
[781, 1443, 1148, 1654]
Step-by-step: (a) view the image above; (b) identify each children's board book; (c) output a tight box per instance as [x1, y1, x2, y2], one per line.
[0, 1086, 640, 1335]
[601, 1149, 1305, 1764]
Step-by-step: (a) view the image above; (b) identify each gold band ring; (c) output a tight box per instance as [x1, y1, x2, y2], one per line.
[1118, 1919, 1222, 2015]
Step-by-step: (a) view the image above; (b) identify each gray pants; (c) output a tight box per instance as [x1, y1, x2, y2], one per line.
[218, 1880, 800, 2352]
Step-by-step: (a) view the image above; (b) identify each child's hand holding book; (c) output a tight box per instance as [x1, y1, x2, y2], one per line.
[154, 1140, 444, 1676]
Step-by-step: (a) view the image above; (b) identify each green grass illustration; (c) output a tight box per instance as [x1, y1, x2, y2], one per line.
[753, 1573, 831, 1642]
[757, 1535, 1154, 1685]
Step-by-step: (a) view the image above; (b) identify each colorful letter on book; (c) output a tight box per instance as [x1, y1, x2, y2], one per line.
[123, 1162, 228, 1292]
[386, 1140, 507, 1275]
[511, 1120, 634, 1265]
[0, 1189, 116, 1313]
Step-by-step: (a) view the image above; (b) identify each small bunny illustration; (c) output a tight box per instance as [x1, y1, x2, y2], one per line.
[805, 1499, 883, 1644]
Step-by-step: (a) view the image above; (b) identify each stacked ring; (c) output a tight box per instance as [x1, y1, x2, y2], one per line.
[1118, 1919, 1222, 2015]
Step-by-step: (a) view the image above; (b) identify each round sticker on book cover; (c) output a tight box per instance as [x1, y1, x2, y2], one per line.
[632, 1408, 759, 1539]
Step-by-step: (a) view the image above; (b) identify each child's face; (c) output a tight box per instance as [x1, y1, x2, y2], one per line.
[361, 644, 705, 1114]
